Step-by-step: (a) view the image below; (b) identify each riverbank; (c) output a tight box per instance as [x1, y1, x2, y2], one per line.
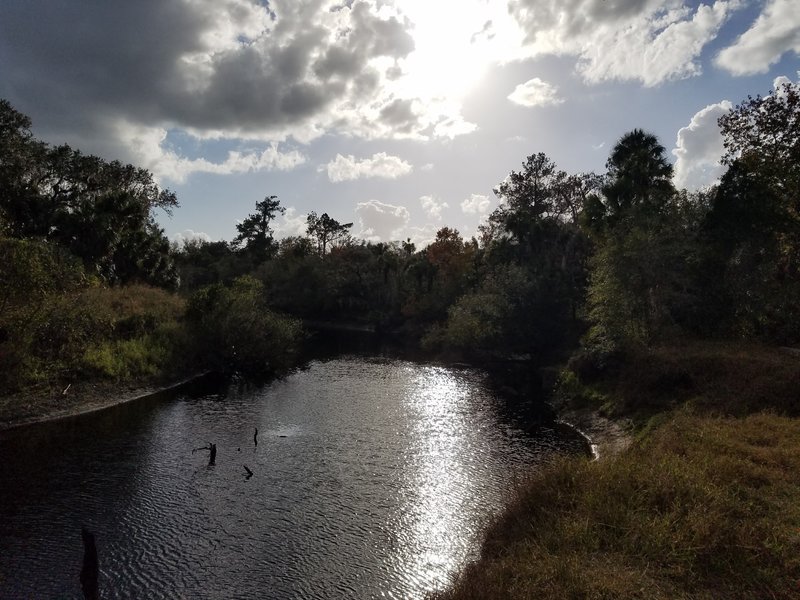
[431, 341, 800, 599]
[0, 372, 208, 432]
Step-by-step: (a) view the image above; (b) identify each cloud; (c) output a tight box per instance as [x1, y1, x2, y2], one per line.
[507, 0, 740, 86]
[355, 199, 410, 242]
[111, 121, 306, 184]
[171, 229, 212, 246]
[460, 193, 491, 215]
[272, 206, 309, 239]
[672, 100, 732, 190]
[420, 195, 449, 220]
[715, 0, 800, 75]
[508, 78, 563, 107]
[406, 224, 439, 250]
[0, 1, 478, 171]
[321, 152, 413, 182]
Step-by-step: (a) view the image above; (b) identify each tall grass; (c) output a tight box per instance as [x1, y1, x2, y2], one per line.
[1, 283, 190, 392]
[433, 342, 800, 599]
[433, 412, 800, 599]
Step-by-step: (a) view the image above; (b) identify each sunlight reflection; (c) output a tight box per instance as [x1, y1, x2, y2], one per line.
[395, 365, 478, 593]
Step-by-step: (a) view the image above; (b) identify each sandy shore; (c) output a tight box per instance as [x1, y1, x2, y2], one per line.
[0, 373, 208, 432]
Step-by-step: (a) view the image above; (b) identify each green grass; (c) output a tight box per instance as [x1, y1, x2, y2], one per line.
[432, 342, 800, 599]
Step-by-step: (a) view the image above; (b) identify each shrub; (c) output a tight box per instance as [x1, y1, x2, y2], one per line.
[186, 275, 303, 375]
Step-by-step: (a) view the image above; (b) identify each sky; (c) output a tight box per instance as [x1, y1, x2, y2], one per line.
[1, 0, 798, 248]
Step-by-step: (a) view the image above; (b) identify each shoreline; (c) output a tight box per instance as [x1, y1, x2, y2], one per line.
[0, 372, 210, 433]
[557, 406, 633, 460]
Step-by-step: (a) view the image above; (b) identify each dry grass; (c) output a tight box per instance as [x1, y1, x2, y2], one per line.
[433, 341, 800, 599]
[433, 412, 800, 599]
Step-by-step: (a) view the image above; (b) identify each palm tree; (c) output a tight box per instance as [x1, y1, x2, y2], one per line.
[602, 129, 675, 221]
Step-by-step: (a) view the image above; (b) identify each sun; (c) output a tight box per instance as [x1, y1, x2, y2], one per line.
[393, 0, 512, 101]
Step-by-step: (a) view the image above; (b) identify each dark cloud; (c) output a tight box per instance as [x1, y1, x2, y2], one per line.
[508, 0, 662, 44]
[379, 98, 420, 133]
[0, 0, 415, 150]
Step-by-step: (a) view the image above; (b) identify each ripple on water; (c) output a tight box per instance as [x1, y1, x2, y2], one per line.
[0, 357, 588, 599]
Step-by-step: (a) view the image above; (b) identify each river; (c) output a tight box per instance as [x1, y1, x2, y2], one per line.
[0, 348, 587, 599]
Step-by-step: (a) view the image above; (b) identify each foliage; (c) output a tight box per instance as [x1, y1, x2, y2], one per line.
[0, 99, 178, 287]
[699, 82, 800, 343]
[306, 211, 353, 255]
[233, 195, 285, 260]
[186, 276, 303, 375]
[583, 130, 698, 346]
[0, 269, 189, 393]
[171, 239, 245, 291]
[719, 80, 800, 200]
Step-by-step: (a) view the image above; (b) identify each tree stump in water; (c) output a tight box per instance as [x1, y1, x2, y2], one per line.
[80, 527, 99, 600]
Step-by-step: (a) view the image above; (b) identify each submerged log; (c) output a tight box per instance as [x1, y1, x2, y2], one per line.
[243, 464, 253, 480]
[254, 427, 258, 447]
[80, 528, 99, 600]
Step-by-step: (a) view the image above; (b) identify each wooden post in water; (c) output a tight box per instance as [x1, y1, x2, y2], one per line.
[80, 527, 99, 600]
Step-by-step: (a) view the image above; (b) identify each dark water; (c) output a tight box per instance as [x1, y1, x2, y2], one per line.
[0, 354, 587, 599]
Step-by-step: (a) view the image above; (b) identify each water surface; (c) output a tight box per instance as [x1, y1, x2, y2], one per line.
[0, 355, 587, 598]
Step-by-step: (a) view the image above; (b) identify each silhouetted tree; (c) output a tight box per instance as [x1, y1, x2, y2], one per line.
[306, 212, 352, 255]
[233, 195, 284, 260]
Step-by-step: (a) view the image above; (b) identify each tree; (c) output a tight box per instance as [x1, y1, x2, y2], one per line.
[719, 80, 799, 203]
[482, 153, 593, 350]
[704, 81, 800, 342]
[0, 100, 179, 287]
[591, 129, 674, 228]
[233, 195, 285, 259]
[306, 211, 352, 255]
[585, 130, 687, 345]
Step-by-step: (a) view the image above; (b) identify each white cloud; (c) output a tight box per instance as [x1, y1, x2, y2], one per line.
[508, 78, 563, 107]
[461, 193, 491, 215]
[321, 152, 413, 182]
[508, 0, 741, 86]
[171, 229, 212, 246]
[113, 121, 306, 184]
[420, 195, 449, 220]
[355, 199, 410, 242]
[433, 115, 479, 138]
[406, 224, 439, 250]
[715, 0, 800, 75]
[272, 207, 309, 239]
[672, 100, 732, 190]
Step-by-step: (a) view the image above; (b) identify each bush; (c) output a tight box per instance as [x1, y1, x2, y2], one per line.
[186, 275, 303, 375]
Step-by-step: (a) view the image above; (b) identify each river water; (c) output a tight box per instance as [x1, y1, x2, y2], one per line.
[0, 351, 587, 599]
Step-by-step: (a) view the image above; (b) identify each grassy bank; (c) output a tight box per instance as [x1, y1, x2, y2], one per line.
[432, 341, 800, 599]
[0, 274, 303, 428]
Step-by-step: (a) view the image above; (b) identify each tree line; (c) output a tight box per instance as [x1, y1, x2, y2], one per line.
[1, 80, 797, 394]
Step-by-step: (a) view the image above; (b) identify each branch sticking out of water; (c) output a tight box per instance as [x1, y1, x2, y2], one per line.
[80, 527, 98, 600]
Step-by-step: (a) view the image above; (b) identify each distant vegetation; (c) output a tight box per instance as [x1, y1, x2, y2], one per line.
[1, 80, 798, 392]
